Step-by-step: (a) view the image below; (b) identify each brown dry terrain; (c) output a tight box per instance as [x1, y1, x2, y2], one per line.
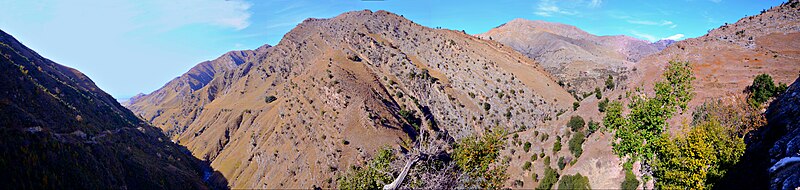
[478, 19, 671, 96]
[630, 1, 800, 128]
[125, 10, 575, 189]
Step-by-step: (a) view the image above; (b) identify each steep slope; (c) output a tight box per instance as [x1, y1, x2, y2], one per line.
[477, 19, 670, 95]
[0, 30, 212, 189]
[123, 44, 271, 138]
[631, 0, 800, 122]
[126, 10, 574, 188]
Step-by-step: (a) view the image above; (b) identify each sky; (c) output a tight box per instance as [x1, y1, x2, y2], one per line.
[0, 0, 784, 99]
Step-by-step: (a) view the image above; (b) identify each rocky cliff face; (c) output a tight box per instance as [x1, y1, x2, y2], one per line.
[765, 76, 800, 190]
[0, 29, 211, 189]
[125, 10, 575, 188]
[477, 19, 668, 95]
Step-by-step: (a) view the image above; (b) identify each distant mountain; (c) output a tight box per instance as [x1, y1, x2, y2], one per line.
[477, 19, 670, 95]
[0, 30, 214, 188]
[124, 10, 574, 188]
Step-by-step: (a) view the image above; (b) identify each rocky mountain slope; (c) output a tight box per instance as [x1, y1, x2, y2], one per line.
[0, 29, 213, 189]
[477, 19, 671, 95]
[631, 0, 800, 124]
[125, 10, 575, 188]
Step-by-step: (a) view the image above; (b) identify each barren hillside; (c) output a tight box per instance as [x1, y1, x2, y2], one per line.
[125, 10, 575, 188]
[477, 19, 671, 95]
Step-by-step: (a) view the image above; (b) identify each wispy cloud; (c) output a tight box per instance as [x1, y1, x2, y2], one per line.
[624, 19, 678, 28]
[534, 0, 599, 17]
[630, 30, 658, 42]
[664, 34, 684, 40]
[145, 0, 253, 30]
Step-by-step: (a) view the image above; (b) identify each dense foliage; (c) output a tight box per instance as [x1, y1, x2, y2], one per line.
[569, 131, 586, 158]
[337, 147, 396, 189]
[621, 168, 640, 190]
[567, 116, 585, 132]
[652, 121, 745, 189]
[557, 173, 591, 190]
[747, 73, 788, 106]
[453, 129, 508, 189]
[536, 166, 560, 190]
[553, 136, 562, 153]
[605, 60, 695, 161]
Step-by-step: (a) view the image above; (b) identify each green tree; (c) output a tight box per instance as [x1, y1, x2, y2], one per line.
[598, 98, 609, 112]
[569, 131, 586, 158]
[523, 142, 532, 152]
[607, 60, 695, 161]
[537, 166, 560, 190]
[567, 116, 585, 132]
[558, 173, 591, 190]
[573, 101, 580, 111]
[553, 136, 562, 153]
[621, 168, 639, 190]
[652, 121, 745, 190]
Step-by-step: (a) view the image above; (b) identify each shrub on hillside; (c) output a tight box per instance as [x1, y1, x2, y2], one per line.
[621, 168, 639, 190]
[747, 73, 788, 106]
[595, 87, 602, 99]
[536, 166, 560, 190]
[523, 142, 531, 152]
[598, 98, 609, 112]
[569, 131, 586, 158]
[557, 173, 591, 190]
[453, 128, 508, 189]
[553, 136, 562, 152]
[567, 116, 585, 132]
[337, 147, 395, 189]
[573, 102, 580, 111]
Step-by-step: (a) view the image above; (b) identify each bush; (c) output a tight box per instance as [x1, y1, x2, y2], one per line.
[453, 128, 508, 189]
[587, 120, 600, 135]
[264, 95, 278, 103]
[573, 102, 580, 111]
[536, 166, 560, 190]
[606, 75, 615, 90]
[544, 156, 551, 166]
[483, 102, 491, 112]
[557, 157, 566, 170]
[523, 142, 532, 152]
[568, 131, 585, 158]
[522, 161, 532, 171]
[337, 147, 395, 189]
[553, 136, 562, 153]
[598, 98, 609, 112]
[567, 116, 585, 132]
[595, 87, 602, 99]
[557, 173, 591, 190]
[621, 168, 639, 190]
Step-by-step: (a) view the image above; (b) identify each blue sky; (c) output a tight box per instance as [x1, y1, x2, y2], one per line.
[0, 0, 783, 99]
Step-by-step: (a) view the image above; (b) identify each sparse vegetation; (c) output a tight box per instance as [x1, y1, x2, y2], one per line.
[606, 75, 615, 90]
[573, 101, 580, 111]
[522, 161, 532, 171]
[587, 120, 600, 135]
[557, 173, 591, 190]
[595, 87, 602, 99]
[453, 128, 508, 189]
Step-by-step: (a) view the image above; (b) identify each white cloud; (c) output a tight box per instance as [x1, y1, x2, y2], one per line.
[589, 0, 603, 8]
[663, 34, 684, 40]
[630, 30, 657, 42]
[625, 19, 678, 29]
[146, 0, 253, 30]
[533, 0, 585, 17]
